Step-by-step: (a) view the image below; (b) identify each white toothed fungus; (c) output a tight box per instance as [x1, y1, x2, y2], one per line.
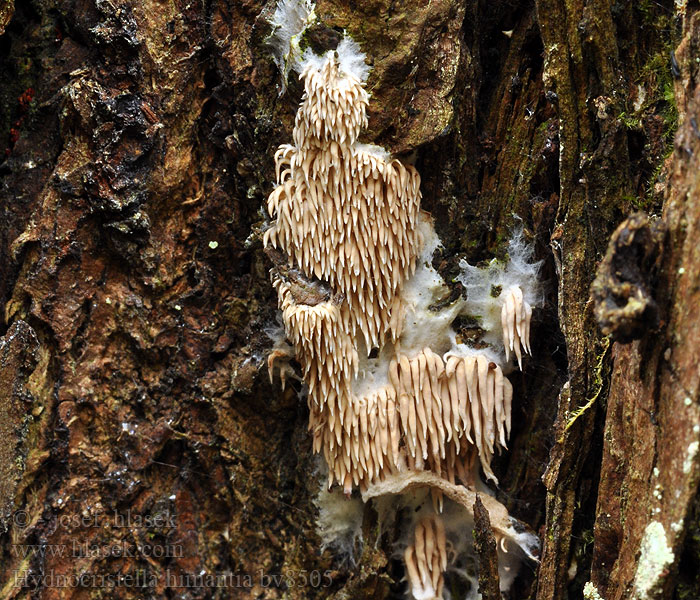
[404, 515, 447, 600]
[263, 15, 542, 598]
[457, 225, 542, 370]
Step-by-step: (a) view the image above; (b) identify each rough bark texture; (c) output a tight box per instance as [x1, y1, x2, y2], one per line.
[0, 0, 698, 599]
[473, 494, 501, 600]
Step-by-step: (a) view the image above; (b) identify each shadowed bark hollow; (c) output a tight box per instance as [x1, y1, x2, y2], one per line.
[0, 0, 698, 599]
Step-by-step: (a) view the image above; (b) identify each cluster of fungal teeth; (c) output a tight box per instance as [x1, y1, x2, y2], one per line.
[404, 515, 448, 600]
[501, 285, 533, 369]
[457, 226, 541, 373]
[264, 51, 422, 352]
[263, 29, 541, 600]
[388, 349, 513, 485]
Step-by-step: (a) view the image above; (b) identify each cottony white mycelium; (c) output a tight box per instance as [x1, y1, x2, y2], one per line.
[263, 4, 541, 598]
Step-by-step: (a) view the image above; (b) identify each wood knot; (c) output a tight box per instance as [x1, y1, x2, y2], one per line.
[590, 212, 666, 343]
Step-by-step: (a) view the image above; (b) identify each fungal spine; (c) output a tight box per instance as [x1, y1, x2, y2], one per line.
[405, 515, 447, 600]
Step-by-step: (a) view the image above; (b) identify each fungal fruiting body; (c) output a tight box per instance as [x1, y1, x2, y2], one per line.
[263, 46, 516, 496]
[264, 43, 425, 495]
[501, 285, 533, 369]
[263, 27, 540, 600]
[457, 226, 542, 370]
[404, 515, 447, 600]
[265, 46, 421, 355]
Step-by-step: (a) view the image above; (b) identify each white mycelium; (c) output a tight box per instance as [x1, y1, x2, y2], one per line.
[458, 226, 542, 370]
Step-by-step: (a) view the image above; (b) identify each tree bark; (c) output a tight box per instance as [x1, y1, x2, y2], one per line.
[0, 0, 698, 599]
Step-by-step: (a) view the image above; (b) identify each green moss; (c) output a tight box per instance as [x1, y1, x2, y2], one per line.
[564, 337, 611, 434]
[581, 528, 595, 554]
[617, 112, 643, 130]
[636, 0, 656, 24]
[613, 20, 678, 215]
[639, 52, 678, 142]
[298, 29, 312, 54]
[619, 3, 679, 131]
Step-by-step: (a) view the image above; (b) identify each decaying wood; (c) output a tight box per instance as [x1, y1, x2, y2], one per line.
[0, 0, 698, 599]
[473, 494, 501, 600]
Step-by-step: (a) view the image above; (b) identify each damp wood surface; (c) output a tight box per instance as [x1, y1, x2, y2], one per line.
[0, 1, 698, 600]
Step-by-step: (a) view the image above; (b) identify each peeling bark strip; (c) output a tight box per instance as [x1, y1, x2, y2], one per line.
[0, 321, 39, 532]
[473, 494, 501, 600]
[0, 0, 698, 599]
